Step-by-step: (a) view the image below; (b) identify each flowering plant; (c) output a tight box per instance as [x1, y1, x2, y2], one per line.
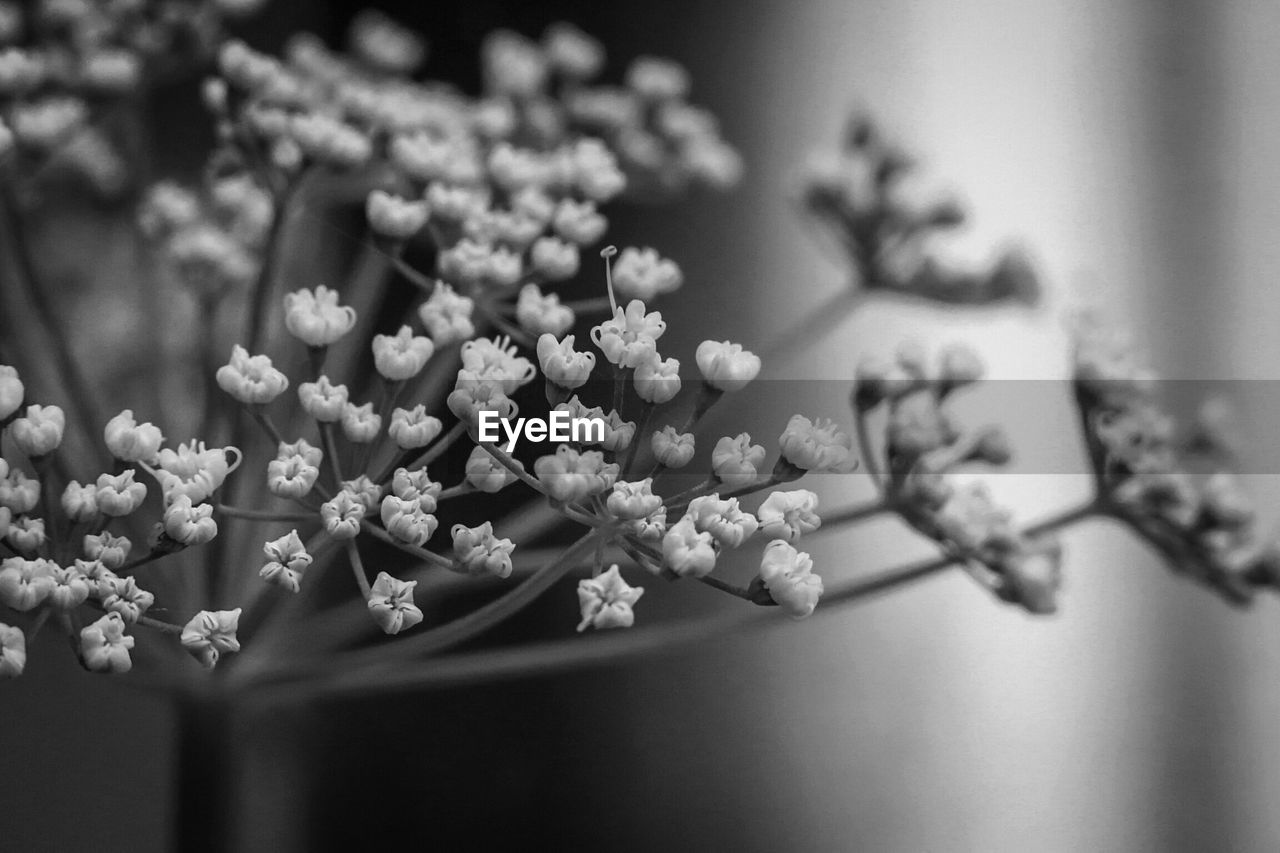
[1, 6, 1277, 831]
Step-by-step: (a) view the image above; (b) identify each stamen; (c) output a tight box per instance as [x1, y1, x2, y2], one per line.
[601, 245, 619, 314]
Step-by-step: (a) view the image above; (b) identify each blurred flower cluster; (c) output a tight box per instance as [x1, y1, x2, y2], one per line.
[0, 6, 1274, 696]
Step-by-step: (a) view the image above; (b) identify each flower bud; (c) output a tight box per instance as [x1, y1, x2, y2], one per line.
[80, 612, 134, 673]
[634, 355, 681, 404]
[757, 490, 822, 543]
[0, 364, 24, 420]
[517, 284, 575, 336]
[0, 623, 25, 678]
[758, 539, 823, 618]
[529, 237, 580, 282]
[661, 516, 717, 578]
[11, 404, 65, 456]
[320, 491, 365, 539]
[341, 402, 382, 443]
[778, 415, 853, 473]
[392, 468, 442, 513]
[577, 565, 644, 632]
[651, 426, 695, 469]
[215, 345, 289, 404]
[298, 375, 349, 422]
[84, 532, 131, 569]
[418, 281, 477, 346]
[537, 333, 595, 390]
[181, 609, 242, 669]
[101, 575, 154, 623]
[0, 557, 54, 610]
[283, 285, 357, 347]
[61, 480, 98, 522]
[465, 446, 518, 493]
[607, 479, 662, 521]
[103, 409, 164, 464]
[611, 247, 683, 301]
[372, 325, 435, 381]
[591, 301, 665, 368]
[367, 572, 423, 635]
[366, 189, 428, 240]
[95, 470, 147, 517]
[388, 406, 443, 450]
[266, 454, 320, 500]
[687, 495, 758, 548]
[379, 495, 438, 547]
[711, 434, 765, 488]
[260, 529, 313, 593]
[48, 563, 90, 610]
[552, 199, 607, 245]
[451, 521, 515, 578]
[0, 468, 38, 514]
[163, 494, 218, 546]
[695, 341, 760, 392]
[6, 517, 45, 552]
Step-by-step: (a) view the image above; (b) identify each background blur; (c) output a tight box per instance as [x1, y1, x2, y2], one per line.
[8, 0, 1280, 850]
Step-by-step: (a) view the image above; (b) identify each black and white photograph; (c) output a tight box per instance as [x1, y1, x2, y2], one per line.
[3, 1, 1280, 850]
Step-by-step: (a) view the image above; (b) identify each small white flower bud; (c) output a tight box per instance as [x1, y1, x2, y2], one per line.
[0, 468, 38, 514]
[591, 301, 665, 368]
[283, 285, 357, 348]
[529, 237, 581, 282]
[47, 563, 89, 610]
[778, 415, 854, 473]
[711, 434, 765, 488]
[163, 494, 218, 545]
[181, 609, 242, 669]
[633, 356, 681, 404]
[95, 470, 147, 517]
[261, 530, 313, 594]
[11, 404, 65, 456]
[543, 22, 605, 79]
[388, 406, 443, 450]
[372, 325, 435, 381]
[341, 402, 382, 444]
[84, 532, 131, 570]
[321, 491, 365, 539]
[0, 364, 24, 420]
[298, 376, 349, 422]
[516, 284, 575, 337]
[533, 445, 618, 503]
[0, 557, 53, 610]
[366, 189, 429, 240]
[552, 199, 607, 245]
[0, 623, 25, 678]
[577, 565, 644, 632]
[80, 612, 134, 673]
[101, 575, 154, 623]
[661, 516, 717, 578]
[61, 480, 98, 522]
[687, 495, 758, 548]
[465, 446, 517, 493]
[417, 282, 476, 346]
[537, 333, 595, 390]
[611, 247, 682, 301]
[695, 341, 760, 392]
[451, 521, 515, 578]
[759, 540, 823, 618]
[758, 490, 822, 543]
[379, 495, 438, 547]
[626, 56, 691, 100]
[103, 409, 164, 464]
[6, 517, 45, 552]
[367, 572, 424, 635]
[651, 426, 695, 468]
[215, 346, 289, 404]
[607, 479, 662, 521]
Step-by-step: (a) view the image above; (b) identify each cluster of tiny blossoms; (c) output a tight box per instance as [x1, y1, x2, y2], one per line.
[0, 0, 265, 196]
[0, 363, 244, 676]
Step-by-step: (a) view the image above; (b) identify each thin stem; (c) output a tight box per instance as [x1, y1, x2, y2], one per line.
[622, 401, 655, 477]
[245, 176, 300, 355]
[319, 422, 344, 484]
[358, 519, 454, 570]
[696, 573, 751, 600]
[216, 505, 314, 523]
[477, 440, 545, 495]
[345, 540, 371, 599]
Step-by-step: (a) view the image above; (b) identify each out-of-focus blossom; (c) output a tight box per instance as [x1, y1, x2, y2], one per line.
[216, 346, 289, 404]
[11, 404, 65, 456]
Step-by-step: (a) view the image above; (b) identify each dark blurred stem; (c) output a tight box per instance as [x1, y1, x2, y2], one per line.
[758, 288, 861, 368]
[245, 178, 299, 356]
[0, 182, 108, 464]
[173, 693, 239, 853]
